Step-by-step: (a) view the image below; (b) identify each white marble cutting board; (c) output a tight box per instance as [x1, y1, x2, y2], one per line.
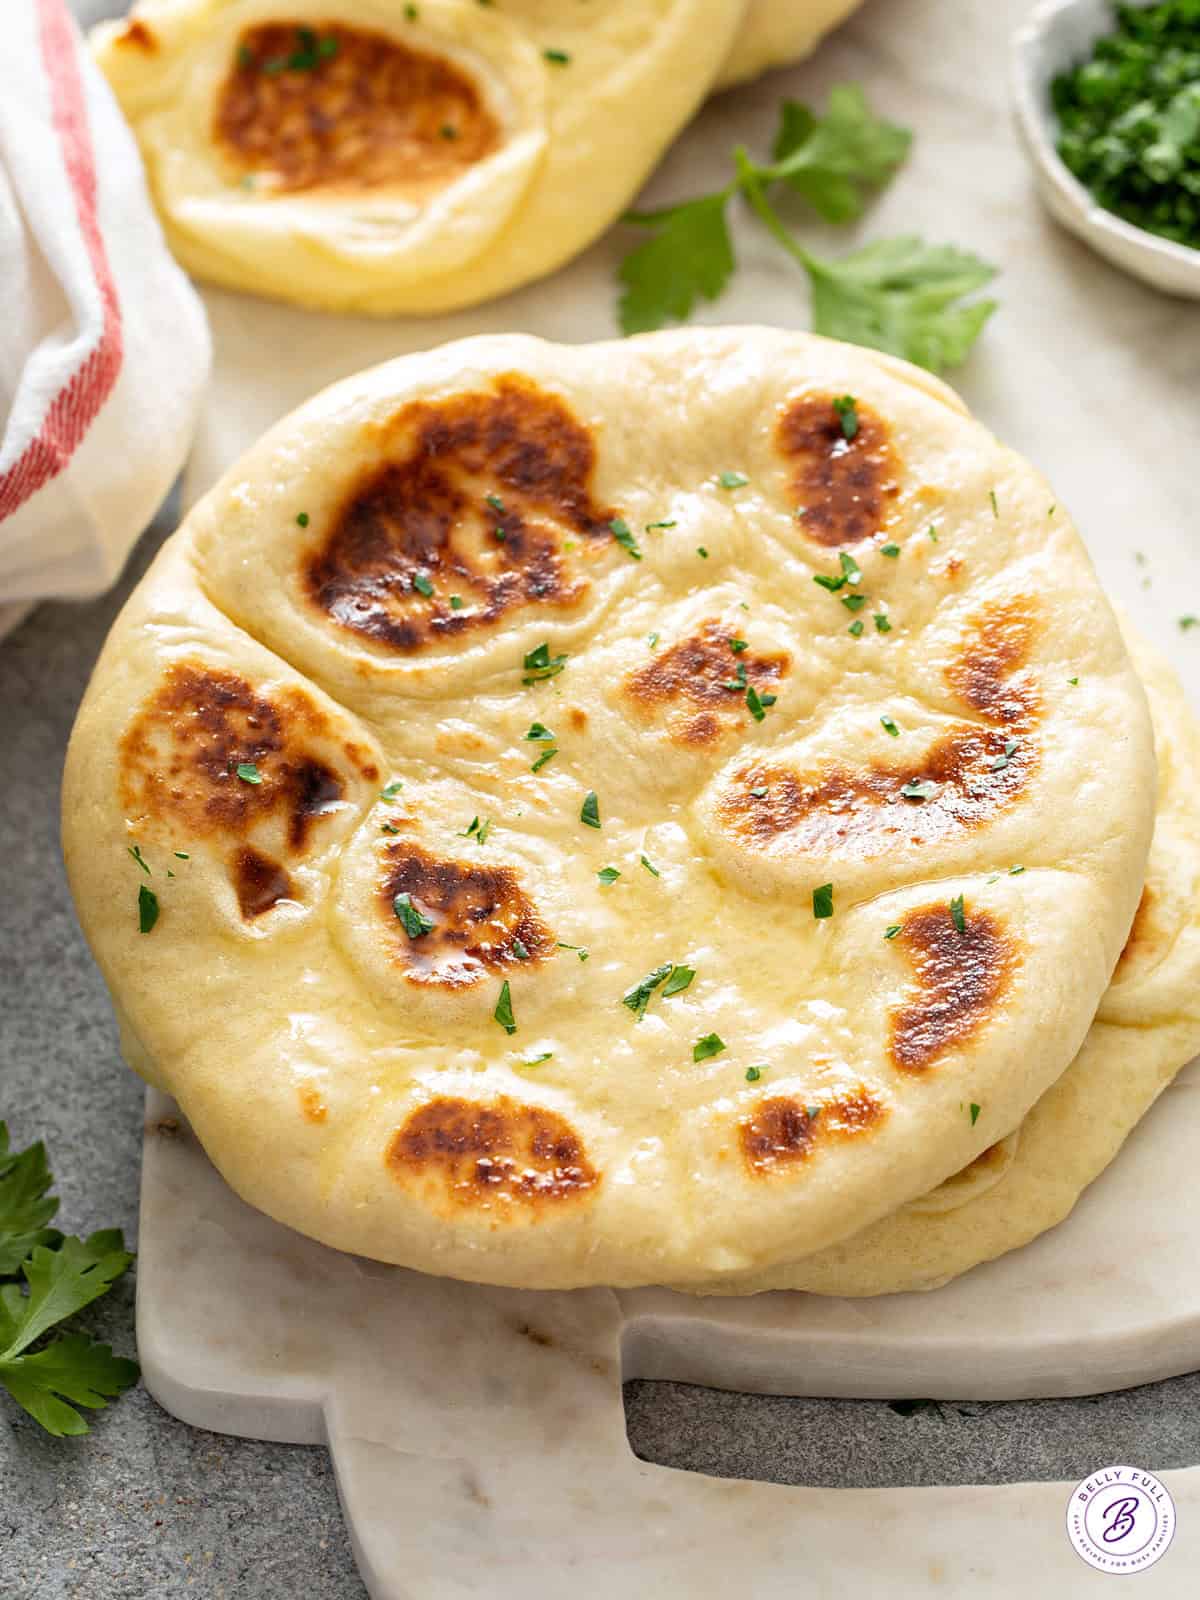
[145, 0, 1200, 1593]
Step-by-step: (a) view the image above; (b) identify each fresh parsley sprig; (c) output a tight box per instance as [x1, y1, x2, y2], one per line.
[0, 1124, 138, 1437]
[616, 85, 996, 373]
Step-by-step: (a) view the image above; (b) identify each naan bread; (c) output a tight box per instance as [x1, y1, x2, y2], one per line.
[715, 0, 864, 90]
[62, 328, 1155, 1290]
[91, 0, 748, 315]
[691, 628, 1200, 1294]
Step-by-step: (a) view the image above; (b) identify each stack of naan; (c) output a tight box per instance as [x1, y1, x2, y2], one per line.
[91, 0, 865, 313]
[63, 329, 1200, 1294]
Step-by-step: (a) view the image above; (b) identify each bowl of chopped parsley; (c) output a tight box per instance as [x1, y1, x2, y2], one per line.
[1013, 0, 1200, 297]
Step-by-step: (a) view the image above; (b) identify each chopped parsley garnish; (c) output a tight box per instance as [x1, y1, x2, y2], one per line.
[494, 981, 517, 1035]
[969, 1102, 981, 1126]
[814, 572, 847, 593]
[662, 965, 694, 997]
[693, 1033, 726, 1062]
[522, 643, 568, 684]
[646, 519, 677, 531]
[173, 851, 189, 861]
[543, 47, 571, 64]
[880, 542, 901, 557]
[512, 938, 530, 961]
[874, 613, 891, 633]
[841, 593, 867, 612]
[1179, 616, 1199, 631]
[718, 471, 749, 489]
[697, 546, 709, 559]
[381, 822, 400, 835]
[848, 619, 865, 637]
[729, 638, 749, 653]
[880, 715, 900, 736]
[812, 882, 834, 919]
[597, 867, 621, 886]
[127, 845, 150, 875]
[1009, 864, 1025, 875]
[989, 489, 999, 518]
[1068, 675, 1079, 686]
[839, 551, 863, 584]
[927, 523, 939, 542]
[485, 492, 505, 514]
[530, 748, 557, 773]
[450, 596, 465, 610]
[493, 526, 507, 543]
[615, 87, 995, 371]
[833, 394, 859, 440]
[647, 633, 659, 649]
[557, 942, 589, 960]
[404, 3, 418, 18]
[990, 738, 1019, 772]
[640, 854, 660, 878]
[393, 893, 433, 939]
[580, 791, 601, 829]
[750, 785, 768, 798]
[884, 924, 902, 940]
[524, 1051, 553, 1066]
[525, 722, 555, 742]
[900, 779, 937, 801]
[745, 1066, 762, 1082]
[745, 685, 775, 721]
[235, 762, 262, 785]
[296, 512, 309, 527]
[461, 815, 492, 845]
[622, 963, 674, 1020]
[950, 893, 966, 933]
[609, 517, 642, 560]
[412, 571, 434, 597]
[137, 885, 159, 935]
[380, 781, 403, 799]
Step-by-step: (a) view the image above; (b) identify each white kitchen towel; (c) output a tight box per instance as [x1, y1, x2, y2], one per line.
[0, 0, 210, 639]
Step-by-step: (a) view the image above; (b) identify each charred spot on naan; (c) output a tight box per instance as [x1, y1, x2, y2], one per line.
[776, 392, 902, 548]
[621, 622, 790, 747]
[114, 17, 157, 50]
[946, 596, 1040, 725]
[386, 1096, 598, 1213]
[215, 23, 500, 196]
[889, 904, 1017, 1072]
[120, 660, 375, 916]
[721, 723, 1035, 861]
[740, 1088, 886, 1178]
[717, 597, 1041, 860]
[304, 378, 626, 652]
[379, 843, 553, 987]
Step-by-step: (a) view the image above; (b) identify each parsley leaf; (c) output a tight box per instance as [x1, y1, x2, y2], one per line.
[900, 779, 937, 801]
[803, 237, 998, 373]
[0, 1126, 61, 1275]
[522, 643, 568, 684]
[597, 866, 621, 886]
[609, 517, 642, 560]
[693, 1033, 726, 1062]
[640, 854, 660, 878]
[970, 1102, 982, 1126]
[880, 715, 900, 736]
[950, 894, 966, 933]
[494, 981, 517, 1035]
[618, 194, 735, 336]
[461, 815, 492, 845]
[622, 963, 673, 1020]
[580, 791, 601, 829]
[137, 885, 159, 934]
[235, 762, 262, 784]
[524, 722, 555, 742]
[393, 893, 434, 938]
[662, 964, 694, 997]
[771, 85, 912, 224]
[0, 1231, 138, 1437]
[833, 394, 859, 440]
[813, 883, 834, 919]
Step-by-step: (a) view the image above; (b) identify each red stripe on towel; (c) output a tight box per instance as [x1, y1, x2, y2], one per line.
[0, 0, 124, 521]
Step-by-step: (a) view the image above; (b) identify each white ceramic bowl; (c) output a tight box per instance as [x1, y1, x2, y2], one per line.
[1012, 0, 1200, 298]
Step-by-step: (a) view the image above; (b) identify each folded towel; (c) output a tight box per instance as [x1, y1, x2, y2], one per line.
[0, 0, 209, 638]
